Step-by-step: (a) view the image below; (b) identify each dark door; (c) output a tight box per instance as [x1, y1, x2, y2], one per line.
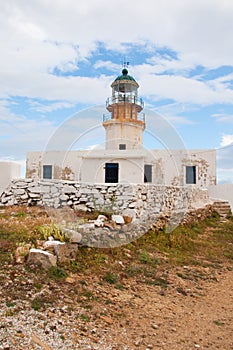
[105, 163, 119, 183]
[144, 164, 152, 183]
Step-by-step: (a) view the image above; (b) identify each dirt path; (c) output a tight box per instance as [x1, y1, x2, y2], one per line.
[100, 267, 233, 350]
[0, 266, 232, 349]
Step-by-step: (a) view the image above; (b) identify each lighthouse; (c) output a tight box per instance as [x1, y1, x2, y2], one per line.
[103, 68, 145, 150]
[26, 66, 216, 187]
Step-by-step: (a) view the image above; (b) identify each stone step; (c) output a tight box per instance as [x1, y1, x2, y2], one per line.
[212, 201, 232, 217]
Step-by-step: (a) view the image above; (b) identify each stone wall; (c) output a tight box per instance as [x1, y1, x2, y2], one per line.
[0, 179, 213, 248]
[0, 179, 209, 216]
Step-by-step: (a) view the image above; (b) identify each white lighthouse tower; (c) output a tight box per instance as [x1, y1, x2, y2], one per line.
[103, 68, 145, 150]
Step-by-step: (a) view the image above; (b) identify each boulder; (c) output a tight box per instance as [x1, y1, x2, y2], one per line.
[27, 248, 57, 269]
[63, 228, 82, 243]
[54, 243, 78, 263]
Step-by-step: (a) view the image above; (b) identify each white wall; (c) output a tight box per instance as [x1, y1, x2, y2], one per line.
[0, 162, 21, 194]
[26, 148, 216, 188]
[208, 184, 233, 211]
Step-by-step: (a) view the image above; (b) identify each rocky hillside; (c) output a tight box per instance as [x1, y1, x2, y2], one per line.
[0, 205, 233, 349]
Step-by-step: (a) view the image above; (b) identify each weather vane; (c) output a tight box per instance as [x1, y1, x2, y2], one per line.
[122, 57, 130, 69]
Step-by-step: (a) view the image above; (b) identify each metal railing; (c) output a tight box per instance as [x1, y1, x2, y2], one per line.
[106, 95, 144, 109]
[103, 112, 146, 123]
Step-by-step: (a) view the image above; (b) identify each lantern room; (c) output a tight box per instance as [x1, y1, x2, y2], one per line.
[103, 68, 145, 150]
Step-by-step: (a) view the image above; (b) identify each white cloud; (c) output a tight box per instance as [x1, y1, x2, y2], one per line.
[0, 1, 233, 106]
[29, 101, 75, 113]
[0, 71, 112, 104]
[220, 134, 233, 147]
[139, 73, 233, 105]
[212, 113, 233, 123]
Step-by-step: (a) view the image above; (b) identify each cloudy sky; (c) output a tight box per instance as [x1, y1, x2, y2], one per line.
[0, 0, 233, 183]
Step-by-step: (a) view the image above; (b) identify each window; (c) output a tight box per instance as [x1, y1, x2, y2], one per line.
[43, 165, 52, 179]
[144, 164, 152, 183]
[186, 166, 196, 184]
[119, 144, 126, 150]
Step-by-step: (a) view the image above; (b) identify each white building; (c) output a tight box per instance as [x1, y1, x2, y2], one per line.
[26, 69, 216, 188]
[0, 161, 21, 194]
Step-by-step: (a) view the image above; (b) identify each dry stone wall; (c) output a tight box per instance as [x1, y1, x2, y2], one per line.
[0, 179, 214, 248]
[0, 179, 209, 216]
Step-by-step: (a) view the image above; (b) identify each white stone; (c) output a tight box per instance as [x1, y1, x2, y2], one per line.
[94, 219, 104, 227]
[97, 215, 108, 221]
[13, 188, 25, 195]
[112, 214, 125, 224]
[74, 204, 88, 212]
[43, 240, 65, 249]
[60, 194, 69, 201]
[28, 186, 42, 193]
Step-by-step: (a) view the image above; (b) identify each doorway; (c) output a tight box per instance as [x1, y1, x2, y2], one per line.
[105, 163, 119, 183]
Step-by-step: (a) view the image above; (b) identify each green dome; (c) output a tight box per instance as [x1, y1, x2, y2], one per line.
[114, 68, 136, 82]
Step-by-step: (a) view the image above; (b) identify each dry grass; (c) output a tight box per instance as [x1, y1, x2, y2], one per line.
[0, 205, 233, 277]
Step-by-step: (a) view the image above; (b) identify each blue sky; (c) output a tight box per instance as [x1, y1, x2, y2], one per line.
[0, 0, 233, 183]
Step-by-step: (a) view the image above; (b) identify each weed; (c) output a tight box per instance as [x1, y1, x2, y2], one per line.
[6, 301, 15, 307]
[81, 289, 93, 300]
[79, 313, 90, 322]
[125, 265, 142, 277]
[36, 223, 67, 242]
[34, 282, 43, 291]
[139, 249, 151, 264]
[31, 297, 50, 311]
[13, 211, 26, 218]
[115, 283, 125, 291]
[47, 266, 67, 280]
[104, 271, 118, 284]
[5, 309, 15, 316]
[145, 276, 169, 288]
[213, 320, 225, 326]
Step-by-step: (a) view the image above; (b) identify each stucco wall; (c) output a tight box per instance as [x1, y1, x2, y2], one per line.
[26, 149, 216, 188]
[0, 161, 21, 194]
[208, 184, 233, 211]
[104, 122, 144, 150]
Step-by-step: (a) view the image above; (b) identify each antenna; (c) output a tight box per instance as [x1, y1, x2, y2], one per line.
[122, 57, 130, 69]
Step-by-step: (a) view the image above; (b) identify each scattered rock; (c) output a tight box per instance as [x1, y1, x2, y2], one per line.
[27, 248, 57, 269]
[151, 323, 159, 330]
[15, 244, 31, 264]
[62, 228, 82, 243]
[100, 315, 114, 325]
[111, 214, 125, 225]
[54, 243, 78, 263]
[123, 215, 133, 224]
[43, 240, 65, 253]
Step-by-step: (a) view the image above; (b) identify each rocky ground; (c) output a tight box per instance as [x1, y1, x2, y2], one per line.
[0, 207, 233, 349]
[0, 263, 233, 349]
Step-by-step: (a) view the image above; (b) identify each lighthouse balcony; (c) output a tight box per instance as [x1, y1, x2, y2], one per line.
[103, 112, 145, 123]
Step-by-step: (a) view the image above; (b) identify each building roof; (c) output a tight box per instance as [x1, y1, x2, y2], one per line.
[114, 68, 136, 82]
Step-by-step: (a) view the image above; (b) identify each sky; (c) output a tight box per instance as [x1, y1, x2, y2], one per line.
[0, 0, 233, 183]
